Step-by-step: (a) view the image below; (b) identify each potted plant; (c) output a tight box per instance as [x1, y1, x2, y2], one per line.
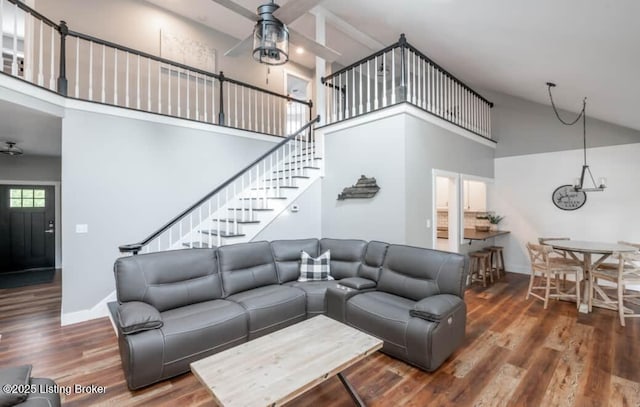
[486, 213, 505, 231]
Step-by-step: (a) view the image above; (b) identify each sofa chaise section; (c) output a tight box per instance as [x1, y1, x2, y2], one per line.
[334, 244, 468, 372]
[114, 249, 247, 390]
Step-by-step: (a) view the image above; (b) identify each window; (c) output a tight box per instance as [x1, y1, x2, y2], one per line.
[9, 188, 45, 208]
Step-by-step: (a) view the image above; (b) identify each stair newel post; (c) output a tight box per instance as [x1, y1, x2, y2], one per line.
[189, 213, 193, 248]
[276, 148, 280, 197]
[263, 159, 267, 209]
[218, 71, 225, 125]
[248, 167, 253, 221]
[399, 33, 408, 102]
[208, 199, 212, 248]
[225, 187, 230, 236]
[241, 175, 246, 223]
[217, 195, 221, 246]
[57, 20, 68, 96]
[233, 182, 238, 235]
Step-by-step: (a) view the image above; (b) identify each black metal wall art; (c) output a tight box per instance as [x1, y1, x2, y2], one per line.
[338, 175, 380, 200]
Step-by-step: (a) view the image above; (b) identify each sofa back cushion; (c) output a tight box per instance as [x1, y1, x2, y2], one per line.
[358, 241, 389, 281]
[218, 241, 278, 296]
[114, 249, 221, 312]
[319, 238, 367, 280]
[270, 239, 319, 283]
[377, 245, 467, 301]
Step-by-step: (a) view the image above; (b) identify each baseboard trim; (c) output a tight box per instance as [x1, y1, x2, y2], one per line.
[60, 290, 117, 326]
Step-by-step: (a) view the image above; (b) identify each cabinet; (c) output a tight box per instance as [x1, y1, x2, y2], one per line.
[436, 177, 449, 209]
[463, 180, 486, 212]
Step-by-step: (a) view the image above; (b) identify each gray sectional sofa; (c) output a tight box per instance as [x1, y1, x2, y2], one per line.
[112, 238, 468, 390]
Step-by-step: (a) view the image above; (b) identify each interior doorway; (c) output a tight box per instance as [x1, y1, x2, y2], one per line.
[433, 170, 460, 253]
[284, 71, 312, 133]
[0, 184, 55, 273]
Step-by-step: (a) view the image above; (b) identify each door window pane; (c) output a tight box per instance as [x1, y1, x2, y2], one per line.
[8, 188, 46, 208]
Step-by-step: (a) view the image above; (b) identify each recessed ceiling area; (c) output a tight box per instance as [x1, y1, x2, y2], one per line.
[0, 100, 62, 157]
[144, 0, 640, 134]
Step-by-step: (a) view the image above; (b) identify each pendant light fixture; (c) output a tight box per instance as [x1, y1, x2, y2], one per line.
[0, 141, 24, 156]
[546, 82, 606, 192]
[252, 1, 289, 66]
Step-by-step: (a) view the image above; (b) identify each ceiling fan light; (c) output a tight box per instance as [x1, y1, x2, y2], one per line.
[1, 141, 23, 156]
[252, 2, 289, 66]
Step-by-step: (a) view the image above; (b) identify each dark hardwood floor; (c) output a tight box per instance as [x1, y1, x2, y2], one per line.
[1, 271, 638, 406]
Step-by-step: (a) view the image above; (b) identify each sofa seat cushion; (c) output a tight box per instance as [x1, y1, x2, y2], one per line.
[159, 300, 247, 368]
[227, 285, 306, 339]
[345, 291, 416, 354]
[285, 280, 340, 315]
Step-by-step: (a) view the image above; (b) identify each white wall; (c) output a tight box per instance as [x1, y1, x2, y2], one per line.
[253, 180, 322, 241]
[404, 114, 494, 249]
[60, 105, 277, 316]
[482, 90, 640, 158]
[490, 143, 640, 274]
[320, 105, 495, 247]
[0, 155, 60, 181]
[321, 114, 407, 243]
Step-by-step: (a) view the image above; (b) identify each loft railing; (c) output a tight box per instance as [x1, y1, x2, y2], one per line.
[321, 34, 494, 139]
[0, 0, 311, 136]
[119, 116, 320, 255]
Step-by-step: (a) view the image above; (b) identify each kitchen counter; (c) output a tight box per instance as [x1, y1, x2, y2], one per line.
[464, 228, 510, 242]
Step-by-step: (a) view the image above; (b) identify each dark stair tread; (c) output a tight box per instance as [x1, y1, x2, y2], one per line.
[199, 230, 246, 238]
[251, 186, 299, 190]
[266, 176, 309, 181]
[239, 196, 287, 200]
[227, 208, 274, 212]
[211, 218, 261, 224]
[182, 242, 215, 248]
[275, 166, 320, 172]
[285, 158, 323, 164]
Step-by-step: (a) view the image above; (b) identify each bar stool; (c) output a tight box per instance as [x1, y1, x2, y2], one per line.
[469, 251, 493, 287]
[487, 246, 506, 279]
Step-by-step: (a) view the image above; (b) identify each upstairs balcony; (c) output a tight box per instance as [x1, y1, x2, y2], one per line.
[1, 0, 491, 140]
[321, 34, 493, 139]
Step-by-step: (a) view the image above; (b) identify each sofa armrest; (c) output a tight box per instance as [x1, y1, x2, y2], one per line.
[410, 294, 464, 323]
[117, 301, 163, 335]
[339, 277, 376, 290]
[326, 285, 374, 323]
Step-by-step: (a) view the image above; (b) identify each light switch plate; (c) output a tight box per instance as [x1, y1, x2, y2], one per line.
[426, 219, 431, 228]
[76, 224, 88, 233]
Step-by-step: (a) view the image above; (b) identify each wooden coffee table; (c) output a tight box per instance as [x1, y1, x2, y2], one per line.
[190, 315, 382, 407]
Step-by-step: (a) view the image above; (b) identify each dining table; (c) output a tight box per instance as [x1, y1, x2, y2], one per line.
[544, 240, 638, 313]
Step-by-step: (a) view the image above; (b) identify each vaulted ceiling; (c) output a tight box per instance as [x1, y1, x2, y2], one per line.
[146, 0, 640, 134]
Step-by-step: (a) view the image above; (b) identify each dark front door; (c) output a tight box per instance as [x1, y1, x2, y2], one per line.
[0, 185, 55, 273]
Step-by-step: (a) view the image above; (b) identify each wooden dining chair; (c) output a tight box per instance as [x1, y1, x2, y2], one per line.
[526, 243, 584, 309]
[592, 251, 640, 326]
[538, 237, 576, 262]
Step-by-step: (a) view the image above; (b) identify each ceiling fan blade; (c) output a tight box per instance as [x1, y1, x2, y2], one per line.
[224, 35, 254, 57]
[289, 29, 341, 61]
[274, 0, 326, 24]
[211, 0, 257, 21]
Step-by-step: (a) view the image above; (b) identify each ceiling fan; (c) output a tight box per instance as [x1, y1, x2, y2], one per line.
[212, 0, 341, 64]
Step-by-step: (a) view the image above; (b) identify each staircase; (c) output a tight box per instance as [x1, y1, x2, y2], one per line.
[119, 117, 322, 255]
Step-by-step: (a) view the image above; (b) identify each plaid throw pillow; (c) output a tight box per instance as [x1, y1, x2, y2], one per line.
[298, 250, 333, 282]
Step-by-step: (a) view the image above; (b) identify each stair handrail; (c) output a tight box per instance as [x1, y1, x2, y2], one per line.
[119, 115, 320, 254]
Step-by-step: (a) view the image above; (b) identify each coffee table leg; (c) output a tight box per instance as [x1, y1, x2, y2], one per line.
[337, 372, 365, 407]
